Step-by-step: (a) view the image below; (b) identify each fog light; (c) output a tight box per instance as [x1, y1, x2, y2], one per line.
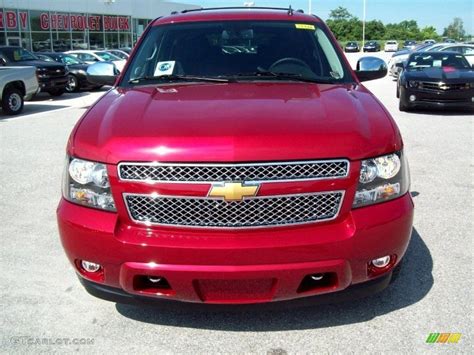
[409, 95, 416, 102]
[81, 260, 101, 273]
[471, 97, 474, 102]
[371, 256, 391, 268]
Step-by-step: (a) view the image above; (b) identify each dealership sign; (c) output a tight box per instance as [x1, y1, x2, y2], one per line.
[0, 11, 130, 31]
[0, 11, 28, 29]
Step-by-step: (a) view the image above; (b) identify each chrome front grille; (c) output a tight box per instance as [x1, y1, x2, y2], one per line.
[118, 160, 349, 183]
[125, 191, 344, 228]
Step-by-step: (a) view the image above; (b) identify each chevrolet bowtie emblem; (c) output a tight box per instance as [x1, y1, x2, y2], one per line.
[208, 182, 259, 201]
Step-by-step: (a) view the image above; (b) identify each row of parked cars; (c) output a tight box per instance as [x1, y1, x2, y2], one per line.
[344, 39, 454, 53]
[0, 46, 131, 115]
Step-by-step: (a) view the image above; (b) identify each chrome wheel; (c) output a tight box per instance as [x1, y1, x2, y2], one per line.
[66, 75, 78, 92]
[8, 93, 22, 112]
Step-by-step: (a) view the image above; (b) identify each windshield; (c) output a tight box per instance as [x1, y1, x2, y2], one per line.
[407, 53, 470, 70]
[9, 48, 37, 62]
[123, 21, 351, 85]
[95, 51, 121, 61]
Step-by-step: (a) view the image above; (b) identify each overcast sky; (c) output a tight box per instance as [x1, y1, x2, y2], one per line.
[179, 0, 473, 34]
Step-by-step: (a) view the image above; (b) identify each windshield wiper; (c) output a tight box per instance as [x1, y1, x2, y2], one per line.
[128, 75, 231, 84]
[226, 70, 335, 84]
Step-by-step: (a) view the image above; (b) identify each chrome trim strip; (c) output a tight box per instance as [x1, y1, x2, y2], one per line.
[117, 159, 351, 184]
[122, 190, 345, 229]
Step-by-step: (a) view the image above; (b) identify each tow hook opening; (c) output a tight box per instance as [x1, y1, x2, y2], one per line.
[133, 275, 174, 295]
[297, 272, 337, 293]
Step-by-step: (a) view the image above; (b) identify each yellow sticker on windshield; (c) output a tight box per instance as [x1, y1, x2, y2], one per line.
[295, 24, 316, 30]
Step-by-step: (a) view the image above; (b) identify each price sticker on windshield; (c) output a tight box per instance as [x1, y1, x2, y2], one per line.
[295, 24, 316, 30]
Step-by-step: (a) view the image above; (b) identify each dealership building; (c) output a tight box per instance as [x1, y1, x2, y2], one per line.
[0, 0, 198, 52]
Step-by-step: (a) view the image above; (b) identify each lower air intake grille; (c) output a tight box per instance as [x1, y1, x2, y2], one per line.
[125, 191, 344, 228]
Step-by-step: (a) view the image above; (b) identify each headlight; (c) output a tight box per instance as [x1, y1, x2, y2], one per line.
[63, 157, 116, 211]
[408, 81, 420, 88]
[353, 151, 410, 208]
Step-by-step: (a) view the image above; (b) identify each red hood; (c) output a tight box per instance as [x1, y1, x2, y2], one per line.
[71, 82, 401, 164]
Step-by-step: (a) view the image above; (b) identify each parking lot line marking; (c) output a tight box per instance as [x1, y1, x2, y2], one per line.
[0, 106, 81, 122]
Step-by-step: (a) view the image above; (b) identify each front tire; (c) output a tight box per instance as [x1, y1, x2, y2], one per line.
[66, 74, 80, 93]
[399, 88, 411, 112]
[2, 87, 24, 115]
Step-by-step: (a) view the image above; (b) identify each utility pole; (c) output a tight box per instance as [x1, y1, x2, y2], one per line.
[362, 0, 367, 48]
[308, 0, 312, 14]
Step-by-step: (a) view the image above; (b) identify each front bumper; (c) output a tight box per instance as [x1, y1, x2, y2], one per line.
[80, 270, 393, 309]
[38, 76, 68, 91]
[404, 88, 474, 110]
[57, 193, 414, 305]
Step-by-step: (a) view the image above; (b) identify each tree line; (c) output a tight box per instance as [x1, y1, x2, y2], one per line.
[326, 6, 469, 42]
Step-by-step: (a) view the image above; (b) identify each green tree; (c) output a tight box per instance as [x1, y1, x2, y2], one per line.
[443, 17, 466, 39]
[384, 23, 405, 40]
[398, 20, 421, 39]
[365, 20, 385, 40]
[420, 26, 440, 40]
[329, 6, 353, 21]
[326, 6, 365, 42]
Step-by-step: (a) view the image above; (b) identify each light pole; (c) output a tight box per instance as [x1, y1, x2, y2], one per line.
[362, 0, 367, 49]
[308, 0, 312, 14]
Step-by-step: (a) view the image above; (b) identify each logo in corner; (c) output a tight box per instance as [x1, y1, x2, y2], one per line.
[426, 333, 462, 344]
[208, 182, 259, 202]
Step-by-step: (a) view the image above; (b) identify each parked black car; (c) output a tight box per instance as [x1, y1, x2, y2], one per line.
[363, 41, 381, 52]
[0, 46, 68, 96]
[344, 41, 360, 53]
[397, 51, 474, 111]
[35, 52, 99, 92]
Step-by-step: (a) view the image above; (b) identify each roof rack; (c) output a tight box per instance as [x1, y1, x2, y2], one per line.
[180, 7, 305, 15]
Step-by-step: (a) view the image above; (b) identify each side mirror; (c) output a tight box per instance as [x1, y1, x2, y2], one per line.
[0, 57, 7, 66]
[355, 56, 388, 82]
[86, 62, 119, 86]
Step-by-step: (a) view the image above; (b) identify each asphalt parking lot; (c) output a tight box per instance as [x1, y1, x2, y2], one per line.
[0, 52, 472, 353]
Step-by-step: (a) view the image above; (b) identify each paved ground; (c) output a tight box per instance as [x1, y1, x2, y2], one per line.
[0, 54, 472, 354]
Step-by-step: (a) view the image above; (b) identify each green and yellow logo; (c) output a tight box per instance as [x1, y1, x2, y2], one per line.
[426, 333, 462, 344]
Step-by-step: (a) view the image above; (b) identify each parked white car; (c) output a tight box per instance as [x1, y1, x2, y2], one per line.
[437, 44, 474, 66]
[106, 49, 130, 60]
[384, 40, 399, 52]
[0, 66, 38, 115]
[66, 50, 126, 72]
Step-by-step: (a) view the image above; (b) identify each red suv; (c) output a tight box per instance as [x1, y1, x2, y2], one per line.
[57, 8, 414, 306]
